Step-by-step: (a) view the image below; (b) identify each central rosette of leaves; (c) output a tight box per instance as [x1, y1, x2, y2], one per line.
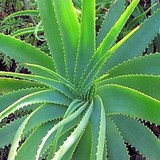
[82, 85, 96, 102]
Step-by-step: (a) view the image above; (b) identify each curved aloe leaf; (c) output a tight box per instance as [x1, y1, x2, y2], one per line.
[2, 10, 39, 24]
[15, 120, 59, 160]
[81, 0, 140, 83]
[35, 102, 89, 160]
[107, 53, 160, 77]
[52, 102, 93, 160]
[111, 115, 160, 159]
[97, 84, 160, 124]
[81, 26, 139, 90]
[11, 27, 43, 37]
[52, 0, 80, 82]
[0, 116, 26, 148]
[97, 0, 126, 47]
[0, 33, 55, 75]
[106, 116, 129, 160]
[0, 89, 71, 122]
[0, 71, 76, 99]
[0, 87, 45, 112]
[98, 75, 160, 100]
[74, 0, 95, 86]
[71, 124, 92, 160]
[90, 96, 106, 160]
[36, 0, 66, 77]
[99, 8, 160, 75]
[0, 78, 45, 95]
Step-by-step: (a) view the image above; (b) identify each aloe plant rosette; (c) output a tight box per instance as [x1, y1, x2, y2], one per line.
[0, 0, 160, 159]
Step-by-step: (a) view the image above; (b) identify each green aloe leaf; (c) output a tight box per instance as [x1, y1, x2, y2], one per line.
[111, 115, 160, 159]
[8, 107, 41, 160]
[0, 116, 26, 148]
[97, 0, 126, 47]
[107, 53, 160, 78]
[97, 84, 160, 124]
[46, 117, 82, 160]
[98, 75, 160, 100]
[24, 63, 79, 95]
[7, 103, 66, 160]
[72, 124, 92, 160]
[11, 27, 43, 37]
[52, 0, 80, 82]
[52, 102, 93, 160]
[96, 0, 139, 56]
[81, 26, 139, 90]
[0, 89, 71, 122]
[35, 102, 89, 160]
[99, 8, 160, 75]
[2, 10, 39, 24]
[23, 103, 66, 135]
[0, 87, 45, 112]
[90, 96, 101, 160]
[0, 33, 55, 76]
[15, 120, 59, 160]
[74, 0, 95, 86]
[0, 71, 76, 99]
[90, 96, 106, 160]
[106, 116, 129, 160]
[36, 0, 66, 77]
[82, 0, 139, 82]
[0, 78, 45, 95]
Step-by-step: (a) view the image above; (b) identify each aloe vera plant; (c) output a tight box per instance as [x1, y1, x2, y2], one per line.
[0, 0, 160, 159]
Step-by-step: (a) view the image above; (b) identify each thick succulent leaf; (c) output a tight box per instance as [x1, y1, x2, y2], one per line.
[8, 107, 41, 160]
[8, 103, 66, 160]
[24, 63, 79, 95]
[90, 96, 106, 160]
[96, 0, 126, 47]
[0, 71, 75, 99]
[64, 99, 83, 117]
[72, 124, 92, 160]
[0, 33, 55, 75]
[2, 10, 39, 24]
[99, 8, 160, 75]
[96, 97, 106, 159]
[24, 103, 66, 135]
[36, 0, 66, 77]
[0, 89, 71, 122]
[98, 75, 160, 100]
[81, 26, 139, 90]
[52, 0, 80, 82]
[0, 116, 26, 148]
[0, 78, 45, 95]
[111, 115, 160, 159]
[46, 116, 82, 160]
[106, 116, 129, 160]
[11, 27, 43, 37]
[0, 87, 45, 112]
[74, 0, 95, 86]
[96, 0, 139, 60]
[2, 104, 71, 159]
[97, 84, 160, 124]
[50, 99, 83, 153]
[107, 53, 160, 78]
[80, 0, 140, 86]
[35, 102, 89, 160]
[15, 120, 58, 160]
[47, 128, 76, 160]
[89, 96, 101, 160]
[52, 102, 93, 160]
